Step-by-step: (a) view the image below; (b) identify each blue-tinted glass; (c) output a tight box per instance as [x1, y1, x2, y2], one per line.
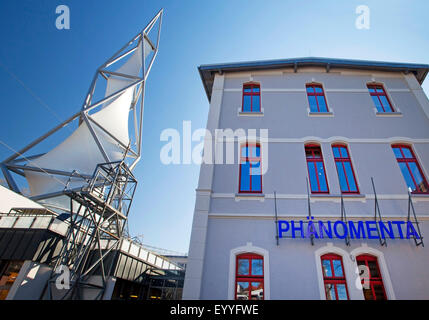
[322, 259, 332, 277]
[368, 87, 376, 93]
[371, 96, 383, 112]
[344, 162, 358, 192]
[393, 147, 403, 159]
[379, 96, 393, 112]
[408, 162, 427, 191]
[306, 86, 315, 93]
[315, 86, 323, 93]
[316, 162, 328, 192]
[243, 96, 252, 112]
[251, 162, 261, 191]
[251, 146, 260, 157]
[333, 147, 341, 158]
[317, 96, 328, 112]
[251, 259, 263, 276]
[332, 260, 343, 277]
[402, 148, 413, 158]
[336, 162, 349, 192]
[252, 86, 260, 93]
[252, 96, 261, 112]
[398, 162, 416, 191]
[376, 88, 384, 93]
[240, 162, 251, 191]
[340, 147, 348, 158]
[308, 162, 319, 192]
[337, 284, 348, 300]
[243, 86, 252, 93]
[241, 146, 249, 157]
[325, 284, 336, 300]
[237, 259, 249, 275]
[308, 96, 318, 112]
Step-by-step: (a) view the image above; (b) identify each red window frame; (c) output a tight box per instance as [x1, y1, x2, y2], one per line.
[321, 254, 349, 300]
[332, 144, 360, 194]
[235, 253, 264, 300]
[305, 144, 330, 194]
[239, 143, 262, 193]
[356, 255, 387, 300]
[392, 144, 429, 194]
[306, 83, 329, 112]
[242, 83, 261, 112]
[367, 84, 394, 112]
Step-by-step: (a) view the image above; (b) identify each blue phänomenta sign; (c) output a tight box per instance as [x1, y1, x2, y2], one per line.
[277, 217, 420, 240]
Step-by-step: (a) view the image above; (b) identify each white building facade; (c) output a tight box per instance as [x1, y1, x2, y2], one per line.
[183, 57, 429, 300]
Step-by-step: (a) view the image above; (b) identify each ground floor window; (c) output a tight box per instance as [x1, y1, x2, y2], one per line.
[356, 254, 387, 300]
[235, 253, 264, 300]
[320, 254, 349, 300]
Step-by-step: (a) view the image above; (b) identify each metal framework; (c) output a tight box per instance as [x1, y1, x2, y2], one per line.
[1, 9, 163, 300]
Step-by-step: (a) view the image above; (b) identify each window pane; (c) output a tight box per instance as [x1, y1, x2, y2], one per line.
[379, 96, 393, 112]
[315, 162, 328, 192]
[315, 86, 323, 93]
[243, 86, 252, 93]
[308, 162, 319, 192]
[241, 146, 248, 157]
[250, 162, 261, 191]
[363, 288, 374, 300]
[236, 282, 249, 300]
[240, 162, 251, 191]
[371, 96, 384, 112]
[376, 88, 384, 93]
[401, 147, 413, 159]
[408, 162, 428, 192]
[252, 96, 261, 112]
[398, 162, 416, 191]
[308, 96, 318, 112]
[243, 95, 252, 112]
[340, 147, 348, 158]
[332, 259, 344, 277]
[317, 96, 328, 112]
[306, 86, 315, 93]
[252, 86, 260, 93]
[251, 259, 263, 276]
[392, 147, 403, 159]
[237, 259, 249, 275]
[306, 148, 314, 158]
[313, 148, 321, 158]
[344, 162, 358, 192]
[325, 284, 336, 300]
[250, 282, 263, 300]
[337, 284, 348, 300]
[322, 259, 332, 277]
[368, 87, 376, 93]
[367, 261, 380, 278]
[373, 284, 386, 300]
[336, 162, 349, 192]
[333, 147, 340, 158]
[251, 146, 260, 158]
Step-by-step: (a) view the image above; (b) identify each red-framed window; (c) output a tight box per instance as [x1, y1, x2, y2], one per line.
[367, 84, 394, 113]
[235, 253, 264, 300]
[332, 144, 359, 194]
[306, 83, 329, 112]
[392, 145, 429, 194]
[356, 255, 387, 300]
[321, 254, 349, 300]
[239, 144, 262, 193]
[305, 145, 329, 193]
[242, 83, 261, 112]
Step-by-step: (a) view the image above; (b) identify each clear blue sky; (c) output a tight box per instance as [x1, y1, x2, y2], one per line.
[0, 0, 428, 254]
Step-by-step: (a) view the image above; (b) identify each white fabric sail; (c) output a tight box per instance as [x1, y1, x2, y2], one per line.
[24, 39, 152, 198]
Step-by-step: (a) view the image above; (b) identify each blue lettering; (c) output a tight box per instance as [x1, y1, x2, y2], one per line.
[318, 221, 333, 238]
[333, 221, 348, 239]
[348, 221, 366, 239]
[379, 221, 394, 239]
[392, 221, 405, 239]
[291, 220, 304, 238]
[365, 221, 379, 239]
[278, 220, 289, 238]
[406, 221, 420, 239]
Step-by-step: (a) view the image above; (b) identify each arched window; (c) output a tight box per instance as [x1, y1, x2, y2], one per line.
[356, 254, 387, 300]
[392, 144, 429, 193]
[320, 254, 349, 300]
[332, 144, 359, 194]
[367, 84, 394, 113]
[239, 143, 262, 193]
[306, 83, 329, 112]
[242, 83, 261, 112]
[305, 144, 329, 193]
[235, 253, 264, 300]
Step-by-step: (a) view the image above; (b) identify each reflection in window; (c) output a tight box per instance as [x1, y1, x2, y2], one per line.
[235, 254, 264, 300]
[320, 254, 349, 300]
[242, 83, 261, 112]
[357, 255, 387, 300]
[332, 144, 359, 194]
[392, 145, 429, 193]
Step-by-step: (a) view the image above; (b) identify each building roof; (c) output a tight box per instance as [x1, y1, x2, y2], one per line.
[198, 57, 429, 101]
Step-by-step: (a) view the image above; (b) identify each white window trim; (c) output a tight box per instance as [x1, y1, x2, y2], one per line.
[228, 243, 270, 300]
[350, 244, 396, 300]
[314, 243, 364, 300]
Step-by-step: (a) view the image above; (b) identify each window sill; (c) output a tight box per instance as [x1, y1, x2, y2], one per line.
[309, 194, 366, 202]
[238, 111, 264, 117]
[375, 111, 402, 117]
[308, 111, 334, 117]
[235, 193, 265, 201]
